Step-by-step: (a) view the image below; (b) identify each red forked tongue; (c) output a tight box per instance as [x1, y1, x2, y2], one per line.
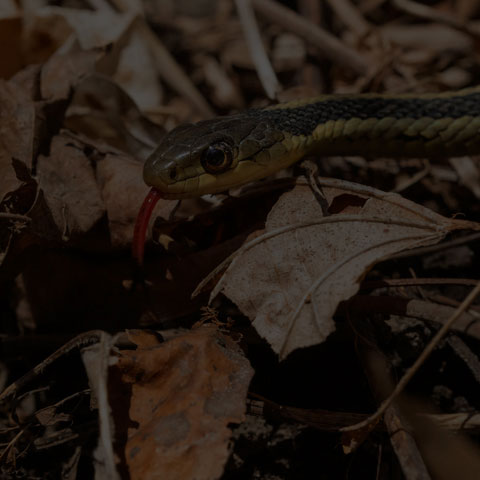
[132, 187, 163, 265]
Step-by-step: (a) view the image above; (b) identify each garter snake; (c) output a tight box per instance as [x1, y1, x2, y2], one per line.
[143, 86, 480, 198]
[133, 86, 480, 263]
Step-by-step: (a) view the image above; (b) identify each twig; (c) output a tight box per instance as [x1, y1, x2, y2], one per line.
[392, 160, 431, 193]
[297, 0, 325, 91]
[344, 295, 480, 341]
[340, 282, 480, 432]
[389, 231, 480, 260]
[447, 335, 480, 384]
[361, 277, 480, 290]
[0, 429, 24, 464]
[392, 0, 480, 37]
[359, 345, 431, 479]
[0, 213, 31, 222]
[325, 0, 371, 37]
[0, 331, 105, 403]
[235, 0, 281, 99]
[134, 19, 215, 118]
[392, 0, 465, 29]
[251, 0, 370, 75]
[248, 394, 480, 432]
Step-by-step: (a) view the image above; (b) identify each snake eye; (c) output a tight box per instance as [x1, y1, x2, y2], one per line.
[201, 142, 233, 174]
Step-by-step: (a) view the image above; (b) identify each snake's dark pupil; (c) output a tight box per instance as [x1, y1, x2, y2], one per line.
[169, 167, 177, 180]
[206, 146, 225, 165]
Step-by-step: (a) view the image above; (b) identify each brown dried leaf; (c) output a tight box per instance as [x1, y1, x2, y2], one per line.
[203, 178, 480, 359]
[40, 51, 97, 102]
[66, 74, 164, 158]
[115, 327, 254, 480]
[21, 7, 74, 65]
[37, 134, 105, 238]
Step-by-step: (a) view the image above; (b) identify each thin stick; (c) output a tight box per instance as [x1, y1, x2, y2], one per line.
[135, 19, 215, 118]
[235, 0, 281, 99]
[252, 0, 369, 75]
[325, 0, 371, 36]
[340, 282, 480, 432]
[361, 277, 480, 289]
[0, 331, 105, 403]
[0, 213, 31, 222]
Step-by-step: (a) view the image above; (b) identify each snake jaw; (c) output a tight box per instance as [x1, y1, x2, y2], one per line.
[132, 187, 163, 265]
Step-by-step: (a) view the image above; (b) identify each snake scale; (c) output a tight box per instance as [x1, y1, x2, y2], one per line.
[133, 86, 480, 262]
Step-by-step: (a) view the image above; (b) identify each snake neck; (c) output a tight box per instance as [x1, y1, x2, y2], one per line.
[250, 87, 480, 158]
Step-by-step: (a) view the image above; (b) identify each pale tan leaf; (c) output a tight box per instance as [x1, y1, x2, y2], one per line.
[115, 327, 254, 480]
[205, 178, 480, 359]
[26, 6, 134, 51]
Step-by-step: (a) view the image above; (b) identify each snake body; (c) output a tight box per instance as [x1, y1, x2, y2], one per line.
[143, 87, 480, 198]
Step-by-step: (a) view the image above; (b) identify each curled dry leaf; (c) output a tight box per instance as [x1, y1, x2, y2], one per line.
[114, 327, 254, 480]
[199, 178, 480, 359]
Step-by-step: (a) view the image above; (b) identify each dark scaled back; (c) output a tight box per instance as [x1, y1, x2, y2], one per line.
[246, 91, 480, 136]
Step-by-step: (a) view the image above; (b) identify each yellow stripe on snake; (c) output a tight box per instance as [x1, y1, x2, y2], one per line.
[143, 86, 480, 198]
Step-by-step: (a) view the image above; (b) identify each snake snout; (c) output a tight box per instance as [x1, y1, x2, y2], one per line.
[143, 152, 177, 189]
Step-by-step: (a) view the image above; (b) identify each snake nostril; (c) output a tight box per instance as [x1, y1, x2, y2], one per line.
[169, 167, 177, 180]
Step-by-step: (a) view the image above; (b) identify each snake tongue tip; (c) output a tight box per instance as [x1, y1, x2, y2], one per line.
[132, 187, 163, 266]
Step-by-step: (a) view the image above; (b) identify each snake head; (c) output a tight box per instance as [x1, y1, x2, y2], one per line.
[143, 114, 286, 198]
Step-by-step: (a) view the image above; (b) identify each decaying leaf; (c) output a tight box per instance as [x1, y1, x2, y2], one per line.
[202, 178, 480, 359]
[114, 327, 254, 480]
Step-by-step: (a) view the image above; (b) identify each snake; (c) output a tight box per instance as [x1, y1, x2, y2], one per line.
[133, 86, 480, 263]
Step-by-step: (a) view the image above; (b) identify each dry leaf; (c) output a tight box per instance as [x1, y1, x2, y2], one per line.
[37, 134, 105, 238]
[114, 327, 254, 480]
[22, 7, 73, 65]
[26, 6, 134, 52]
[201, 178, 479, 359]
[40, 51, 97, 102]
[66, 74, 164, 158]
